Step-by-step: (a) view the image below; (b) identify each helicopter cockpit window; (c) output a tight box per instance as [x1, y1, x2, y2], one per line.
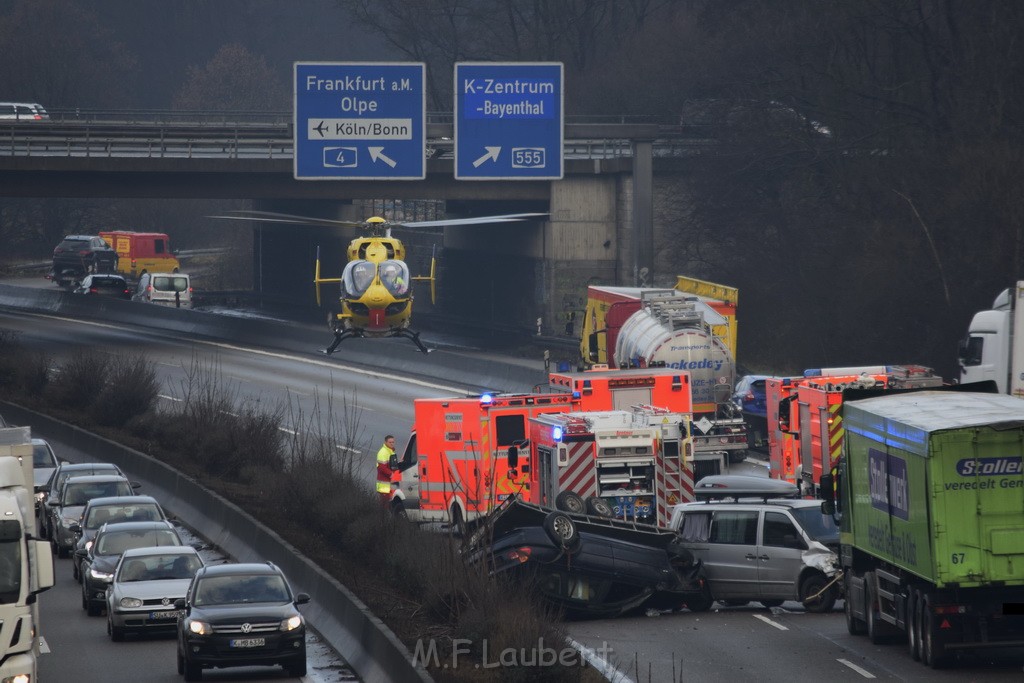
[342, 260, 375, 297]
[379, 260, 409, 297]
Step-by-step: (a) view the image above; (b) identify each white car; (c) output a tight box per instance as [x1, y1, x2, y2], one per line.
[106, 545, 204, 641]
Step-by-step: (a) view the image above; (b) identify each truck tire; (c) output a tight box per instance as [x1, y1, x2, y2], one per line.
[543, 511, 580, 551]
[845, 573, 867, 635]
[728, 450, 748, 464]
[585, 496, 614, 518]
[555, 491, 586, 515]
[800, 572, 837, 613]
[921, 596, 951, 668]
[907, 588, 921, 662]
[865, 572, 900, 644]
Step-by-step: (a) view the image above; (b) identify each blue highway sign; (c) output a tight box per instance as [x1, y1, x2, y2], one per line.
[294, 62, 425, 180]
[454, 62, 563, 180]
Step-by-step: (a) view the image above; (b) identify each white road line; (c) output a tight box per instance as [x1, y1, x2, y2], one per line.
[39, 636, 49, 654]
[752, 613, 789, 630]
[837, 658, 876, 678]
[565, 637, 635, 683]
[24, 312, 471, 393]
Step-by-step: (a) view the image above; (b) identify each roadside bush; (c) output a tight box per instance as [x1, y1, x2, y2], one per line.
[46, 350, 109, 410]
[0, 331, 50, 395]
[91, 353, 158, 427]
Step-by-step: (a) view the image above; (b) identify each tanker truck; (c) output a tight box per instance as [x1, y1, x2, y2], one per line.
[820, 390, 1024, 668]
[958, 280, 1024, 398]
[580, 287, 749, 463]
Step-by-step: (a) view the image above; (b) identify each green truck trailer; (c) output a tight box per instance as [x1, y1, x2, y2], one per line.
[820, 390, 1024, 668]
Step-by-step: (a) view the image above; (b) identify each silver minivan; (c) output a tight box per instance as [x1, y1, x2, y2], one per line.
[0, 102, 49, 120]
[669, 486, 841, 612]
[133, 272, 192, 308]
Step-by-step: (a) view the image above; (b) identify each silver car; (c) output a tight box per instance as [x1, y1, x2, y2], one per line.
[669, 482, 840, 612]
[107, 545, 204, 641]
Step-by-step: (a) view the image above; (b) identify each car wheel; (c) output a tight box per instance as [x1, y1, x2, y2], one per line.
[800, 572, 837, 613]
[72, 559, 80, 582]
[177, 648, 184, 675]
[86, 599, 101, 617]
[286, 655, 307, 677]
[183, 655, 202, 681]
[391, 500, 408, 520]
[585, 496, 614, 518]
[449, 505, 466, 537]
[80, 581, 88, 610]
[543, 511, 580, 550]
[57, 543, 68, 559]
[555, 491, 586, 515]
[108, 615, 124, 642]
[721, 600, 749, 607]
[685, 584, 715, 613]
[759, 600, 784, 608]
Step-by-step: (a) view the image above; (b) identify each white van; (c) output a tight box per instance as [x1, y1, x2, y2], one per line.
[133, 272, 192, 309]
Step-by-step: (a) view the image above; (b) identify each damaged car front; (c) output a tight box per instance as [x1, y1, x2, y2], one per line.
[463, 496, 713, 619]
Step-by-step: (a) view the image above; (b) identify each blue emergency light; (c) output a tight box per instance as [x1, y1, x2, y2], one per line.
[480, 393, 494, 405]
[552, 426, 563, 441]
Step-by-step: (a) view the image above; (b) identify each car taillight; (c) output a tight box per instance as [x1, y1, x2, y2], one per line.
[146, 286, 153, 293]
[78, 249, 90, 256]
[744, 391, 754, 400]
[89, 287, 98, 294]
[33, 114, 42, 120]
[506, 547, 531, 563]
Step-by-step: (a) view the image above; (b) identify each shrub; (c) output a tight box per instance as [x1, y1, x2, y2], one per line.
[46, 350, 109, 410]
[91, 353, 159, 427]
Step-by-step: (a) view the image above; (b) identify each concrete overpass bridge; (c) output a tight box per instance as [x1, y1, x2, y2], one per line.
[0, 111, 712, 338]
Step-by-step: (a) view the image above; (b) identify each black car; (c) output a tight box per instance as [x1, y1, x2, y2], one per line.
[40, 462, 126, 542]
[72, 273, 132, 299]
[52, 234, 118, 286]
[77, 520, 183, 616]
[175, 562, 309, 681]
[463, 496, 711, 619]
[70, 494, 167, 582]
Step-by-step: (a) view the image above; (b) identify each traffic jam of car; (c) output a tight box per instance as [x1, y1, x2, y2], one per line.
[30, 432, 311, 681]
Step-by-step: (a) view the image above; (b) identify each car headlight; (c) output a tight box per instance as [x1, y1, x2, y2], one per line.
[280, 615, 303, 632]
[35, 492, 45, 503]
[89, 568, 113, 582]
[188, 620, 212, 636]
[119, 597, 143, 608]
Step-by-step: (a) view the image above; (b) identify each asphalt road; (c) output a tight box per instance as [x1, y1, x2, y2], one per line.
[5, 285, 1024, 682]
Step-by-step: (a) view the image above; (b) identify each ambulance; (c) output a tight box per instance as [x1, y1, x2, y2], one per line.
[389, 392, 578, 526]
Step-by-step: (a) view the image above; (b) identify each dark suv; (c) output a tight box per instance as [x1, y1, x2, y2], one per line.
[52, 235, 118, 287]
[175, 562, 309, 680]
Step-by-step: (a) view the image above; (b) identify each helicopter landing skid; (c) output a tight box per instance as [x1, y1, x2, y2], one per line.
[321, 328, 431, 355]
[397, 329, 431, 354]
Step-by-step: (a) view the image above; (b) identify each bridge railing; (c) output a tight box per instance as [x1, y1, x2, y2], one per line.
[0, 111, 716, 160]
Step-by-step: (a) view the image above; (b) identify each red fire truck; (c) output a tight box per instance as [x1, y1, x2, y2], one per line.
[767, 365, 943, 493]
[389, 392, 579, 526]
[521, 406, 694, 527]
[549, 366, 734, 478]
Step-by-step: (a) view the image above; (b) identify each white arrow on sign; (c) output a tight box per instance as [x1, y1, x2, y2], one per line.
[368, 147, 397, 168]
[472, 146, 501, 168]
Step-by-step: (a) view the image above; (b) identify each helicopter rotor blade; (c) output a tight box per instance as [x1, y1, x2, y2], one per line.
[395, 212, 548, 228]
[208, 210, 366, 229]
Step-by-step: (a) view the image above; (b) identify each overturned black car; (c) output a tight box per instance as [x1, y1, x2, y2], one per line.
[462, 495, 711, 619]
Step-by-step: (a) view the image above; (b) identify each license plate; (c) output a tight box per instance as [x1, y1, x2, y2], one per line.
[150, 610, 184, 620]
[230, 638, 266, 648]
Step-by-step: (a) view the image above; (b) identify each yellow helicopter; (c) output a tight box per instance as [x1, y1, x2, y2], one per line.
[211, 210, 546, 354]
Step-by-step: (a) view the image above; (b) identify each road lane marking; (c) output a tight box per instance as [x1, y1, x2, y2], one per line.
[23, 312, 472, 393]
[752, 613, 788, 630]
[565, 637, 635, 683]
[837, 659, 876, 678]
[39, 636, 49, 654]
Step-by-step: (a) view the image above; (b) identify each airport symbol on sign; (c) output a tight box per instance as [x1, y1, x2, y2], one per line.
[294, 62, 426, 180]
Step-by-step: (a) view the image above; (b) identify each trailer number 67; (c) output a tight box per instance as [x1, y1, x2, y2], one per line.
[951, 553, 966, 564]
